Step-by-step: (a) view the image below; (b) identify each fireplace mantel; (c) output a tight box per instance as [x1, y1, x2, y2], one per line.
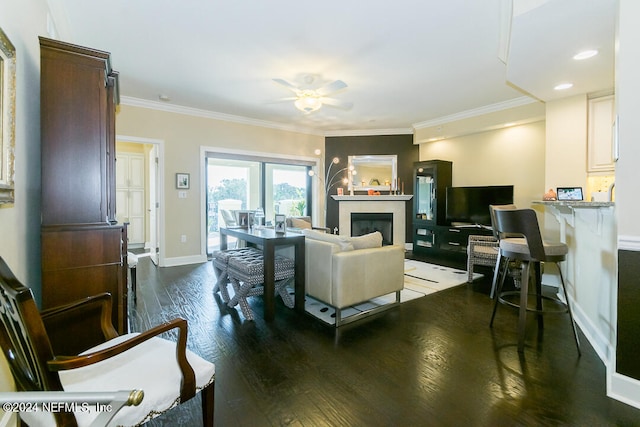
[331, 195, 413, 202]
[332, 194, 412, 247]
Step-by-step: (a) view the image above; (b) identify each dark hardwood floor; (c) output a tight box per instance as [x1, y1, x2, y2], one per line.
[129, 256, 640, 426]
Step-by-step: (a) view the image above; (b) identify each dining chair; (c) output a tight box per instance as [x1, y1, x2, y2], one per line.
[0, 256, 216, 426]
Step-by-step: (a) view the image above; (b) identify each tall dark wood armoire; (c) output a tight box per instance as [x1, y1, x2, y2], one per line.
[40, 37, 128, 336]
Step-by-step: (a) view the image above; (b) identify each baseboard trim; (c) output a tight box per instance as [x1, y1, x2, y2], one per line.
[570, 295, 611, 363]
[608, 371, 640, 410]
[618, 235, 640, 251]
[162, 254, 208, 267]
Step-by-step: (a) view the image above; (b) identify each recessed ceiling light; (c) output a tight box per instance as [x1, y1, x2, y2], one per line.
[554, 83, 574, 91]
[573, 49, 598, 60]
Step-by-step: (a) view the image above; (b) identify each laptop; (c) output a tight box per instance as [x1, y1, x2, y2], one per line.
[556, 187, 584, 201]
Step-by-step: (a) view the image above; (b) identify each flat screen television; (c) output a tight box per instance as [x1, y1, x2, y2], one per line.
[446, 185, 514, 226]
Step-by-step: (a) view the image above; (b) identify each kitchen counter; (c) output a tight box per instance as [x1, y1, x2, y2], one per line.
[534, 199, 616, 362]
[533, 200, 614, 208]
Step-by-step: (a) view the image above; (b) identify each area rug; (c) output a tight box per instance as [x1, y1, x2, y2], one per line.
[303, 260, 482, 325]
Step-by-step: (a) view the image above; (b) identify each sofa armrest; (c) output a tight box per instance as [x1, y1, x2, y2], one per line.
[305, 238, 341, 303]
[331, 245, 405, 308]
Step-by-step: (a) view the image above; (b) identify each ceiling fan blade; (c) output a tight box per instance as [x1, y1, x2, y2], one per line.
[266, 97, 298, 104]
[321, 97, 353, 110]
[316, 80, 347, 96]
[272, 78, 300, 94]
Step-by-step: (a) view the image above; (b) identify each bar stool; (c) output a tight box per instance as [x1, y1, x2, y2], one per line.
[212, 247, 262, 303]
[489, 208, 581, 355]
[227, 252, 295, 321]
[488, 204, 524, 299]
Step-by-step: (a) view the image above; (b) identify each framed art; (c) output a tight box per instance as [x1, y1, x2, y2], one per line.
[274, 214, 286, 234]
[176, 173, 190, 189]
[0, 27, 16, 204]
[237, 211, 252, 228]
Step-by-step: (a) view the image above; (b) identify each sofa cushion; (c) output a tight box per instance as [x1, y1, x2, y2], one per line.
[351, 231, 383, 250]
[302, 229, 354, 251]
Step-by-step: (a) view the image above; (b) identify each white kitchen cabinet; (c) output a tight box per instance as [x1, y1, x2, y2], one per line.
[588, 95, 615, 173]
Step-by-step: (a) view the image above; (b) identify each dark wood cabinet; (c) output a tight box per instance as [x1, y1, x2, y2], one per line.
[40, 37, 127, 333]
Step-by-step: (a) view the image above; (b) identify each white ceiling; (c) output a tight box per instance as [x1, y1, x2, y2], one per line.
[48, 0, 616, 136]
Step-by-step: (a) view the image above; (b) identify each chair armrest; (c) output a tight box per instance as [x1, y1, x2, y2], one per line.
[331, 245, 405, 307]
[305, 238, 340, 303]
[47, 317, 197, 402]
[41, 293, 119, 354]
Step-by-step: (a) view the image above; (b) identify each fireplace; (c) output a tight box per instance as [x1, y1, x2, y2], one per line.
[333, 194, 412, 247]
[351, 213, 393, 246]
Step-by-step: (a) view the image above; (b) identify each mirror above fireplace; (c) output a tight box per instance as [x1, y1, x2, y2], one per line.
[348, 155, 397, 192]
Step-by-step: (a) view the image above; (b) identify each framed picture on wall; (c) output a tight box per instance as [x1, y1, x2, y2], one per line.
[274, 214, 286, 233]
[0, 27, 16, 204]
[176, 173, 190, 189]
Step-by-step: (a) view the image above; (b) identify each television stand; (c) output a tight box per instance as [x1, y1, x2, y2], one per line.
[412, 224, 493, 259]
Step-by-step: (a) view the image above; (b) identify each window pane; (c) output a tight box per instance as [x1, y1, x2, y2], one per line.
[206, 158, 260, 251]
[265, 164, 308, 224]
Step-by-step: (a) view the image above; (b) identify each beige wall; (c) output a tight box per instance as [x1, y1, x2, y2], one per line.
[544, 95, 588, 192]
[115, 104, 324, 262]
[0, 0, 51, 409]
[617, 0, 640, 239]
[0, 0, 46, 295]
[417, 120, 546, 208]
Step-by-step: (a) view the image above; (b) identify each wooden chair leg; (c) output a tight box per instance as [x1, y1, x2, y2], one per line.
[201, 382, 215, 427]
[130, 266, 137, 303]
[534, 262, 544, 331]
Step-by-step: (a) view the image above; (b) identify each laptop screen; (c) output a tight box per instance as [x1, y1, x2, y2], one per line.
[556, 187, 583, 201]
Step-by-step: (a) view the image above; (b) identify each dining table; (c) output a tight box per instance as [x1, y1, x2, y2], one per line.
[218, 226, 305, 321]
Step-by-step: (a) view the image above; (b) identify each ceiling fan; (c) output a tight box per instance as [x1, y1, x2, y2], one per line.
[272, 76, 353, 114]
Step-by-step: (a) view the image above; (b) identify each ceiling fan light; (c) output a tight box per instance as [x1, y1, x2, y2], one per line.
[294, 95, 322, 113]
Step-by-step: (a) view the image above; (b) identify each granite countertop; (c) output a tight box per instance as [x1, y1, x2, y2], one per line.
[532, 200, 614, 208]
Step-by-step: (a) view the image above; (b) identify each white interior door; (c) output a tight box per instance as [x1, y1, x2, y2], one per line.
[116, 152, 146, 246]
[148, 145, 159, 265]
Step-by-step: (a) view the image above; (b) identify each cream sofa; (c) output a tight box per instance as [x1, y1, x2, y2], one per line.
[302, 229, 405, 326]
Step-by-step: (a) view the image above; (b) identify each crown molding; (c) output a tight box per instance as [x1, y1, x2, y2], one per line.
[121, 96, 538, 138]
[120, 97, 324, 136]
[412, 96, 538, 129]
[324, 128, 414, 137]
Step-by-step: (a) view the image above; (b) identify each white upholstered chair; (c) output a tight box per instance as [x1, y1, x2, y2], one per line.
[0, 257, 215, 426]
[303, 230, 405, 326]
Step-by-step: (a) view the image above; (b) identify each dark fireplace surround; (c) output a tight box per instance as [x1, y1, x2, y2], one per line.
[351, 213, 393, 246]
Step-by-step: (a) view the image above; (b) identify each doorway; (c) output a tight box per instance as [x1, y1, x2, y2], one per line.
[116, 136, 165, 266]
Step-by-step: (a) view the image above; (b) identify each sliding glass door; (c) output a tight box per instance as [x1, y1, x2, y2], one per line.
[206, 154, 313, 255]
